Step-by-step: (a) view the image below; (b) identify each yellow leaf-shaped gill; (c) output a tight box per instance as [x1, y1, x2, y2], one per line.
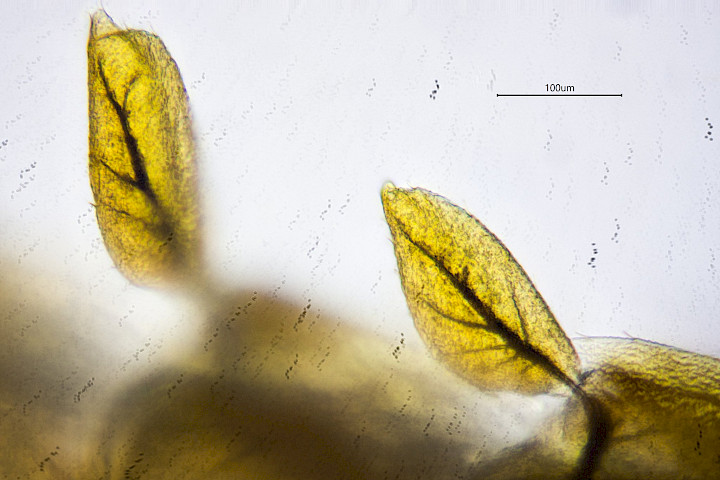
[381, 184, 580, 394]
[572, 337, 720, 479]
[87, 10, 199, 287]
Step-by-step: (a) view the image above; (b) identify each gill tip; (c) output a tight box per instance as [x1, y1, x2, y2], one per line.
[90, 9, 120, 39]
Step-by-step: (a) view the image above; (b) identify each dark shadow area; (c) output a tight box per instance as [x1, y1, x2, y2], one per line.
[2, 260, 548, 479]
[90, 285, 516, 479]
[8, 260, 718, 479]
[0, 263, 111, 477]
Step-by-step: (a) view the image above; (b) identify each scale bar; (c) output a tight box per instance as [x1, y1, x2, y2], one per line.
[497, 93, 622, 97]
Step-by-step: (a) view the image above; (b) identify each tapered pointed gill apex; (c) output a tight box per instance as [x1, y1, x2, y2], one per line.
[90, 9, 120, 39]
[381, 181, 397, 197]
[380, 182, 403, 210]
